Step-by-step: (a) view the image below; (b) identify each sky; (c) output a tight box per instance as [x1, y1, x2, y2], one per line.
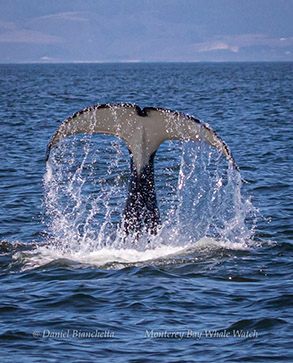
[0, 0, 292, 63]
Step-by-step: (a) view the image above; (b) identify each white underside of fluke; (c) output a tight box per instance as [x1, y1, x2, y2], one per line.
[47, 103, 236, 173]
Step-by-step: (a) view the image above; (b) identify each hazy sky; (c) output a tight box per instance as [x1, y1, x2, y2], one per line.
[0, 0, 292, 63]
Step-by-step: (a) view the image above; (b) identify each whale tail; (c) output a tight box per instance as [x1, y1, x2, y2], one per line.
[47, 103, 238, 236]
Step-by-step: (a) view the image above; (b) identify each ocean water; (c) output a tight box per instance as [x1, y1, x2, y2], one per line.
[0, 62, 292, 362]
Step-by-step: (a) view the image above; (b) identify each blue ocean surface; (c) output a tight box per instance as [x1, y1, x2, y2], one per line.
[0, 63, 292, 362]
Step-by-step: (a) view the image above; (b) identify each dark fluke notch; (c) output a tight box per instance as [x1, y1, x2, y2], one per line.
[46, 103, 238, 235]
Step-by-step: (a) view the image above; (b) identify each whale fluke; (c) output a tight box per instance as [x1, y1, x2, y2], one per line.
[47, 103, 238, 236]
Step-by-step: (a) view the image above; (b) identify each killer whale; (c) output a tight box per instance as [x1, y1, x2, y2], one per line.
[46, 103, 238, 236]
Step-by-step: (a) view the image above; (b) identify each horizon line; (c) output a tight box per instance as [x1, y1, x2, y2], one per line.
[0, 60, 292, 65]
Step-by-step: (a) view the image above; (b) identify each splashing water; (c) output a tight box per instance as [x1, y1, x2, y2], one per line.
[24, 121, 257, 270]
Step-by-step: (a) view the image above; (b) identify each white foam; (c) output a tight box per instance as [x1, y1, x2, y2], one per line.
[17, 236, 250, 271]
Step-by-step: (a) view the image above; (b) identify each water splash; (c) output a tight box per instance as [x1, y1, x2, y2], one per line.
[35, 121, 257, 270]
[171, 141, 256, 246]
[44, 133, 128, 251]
